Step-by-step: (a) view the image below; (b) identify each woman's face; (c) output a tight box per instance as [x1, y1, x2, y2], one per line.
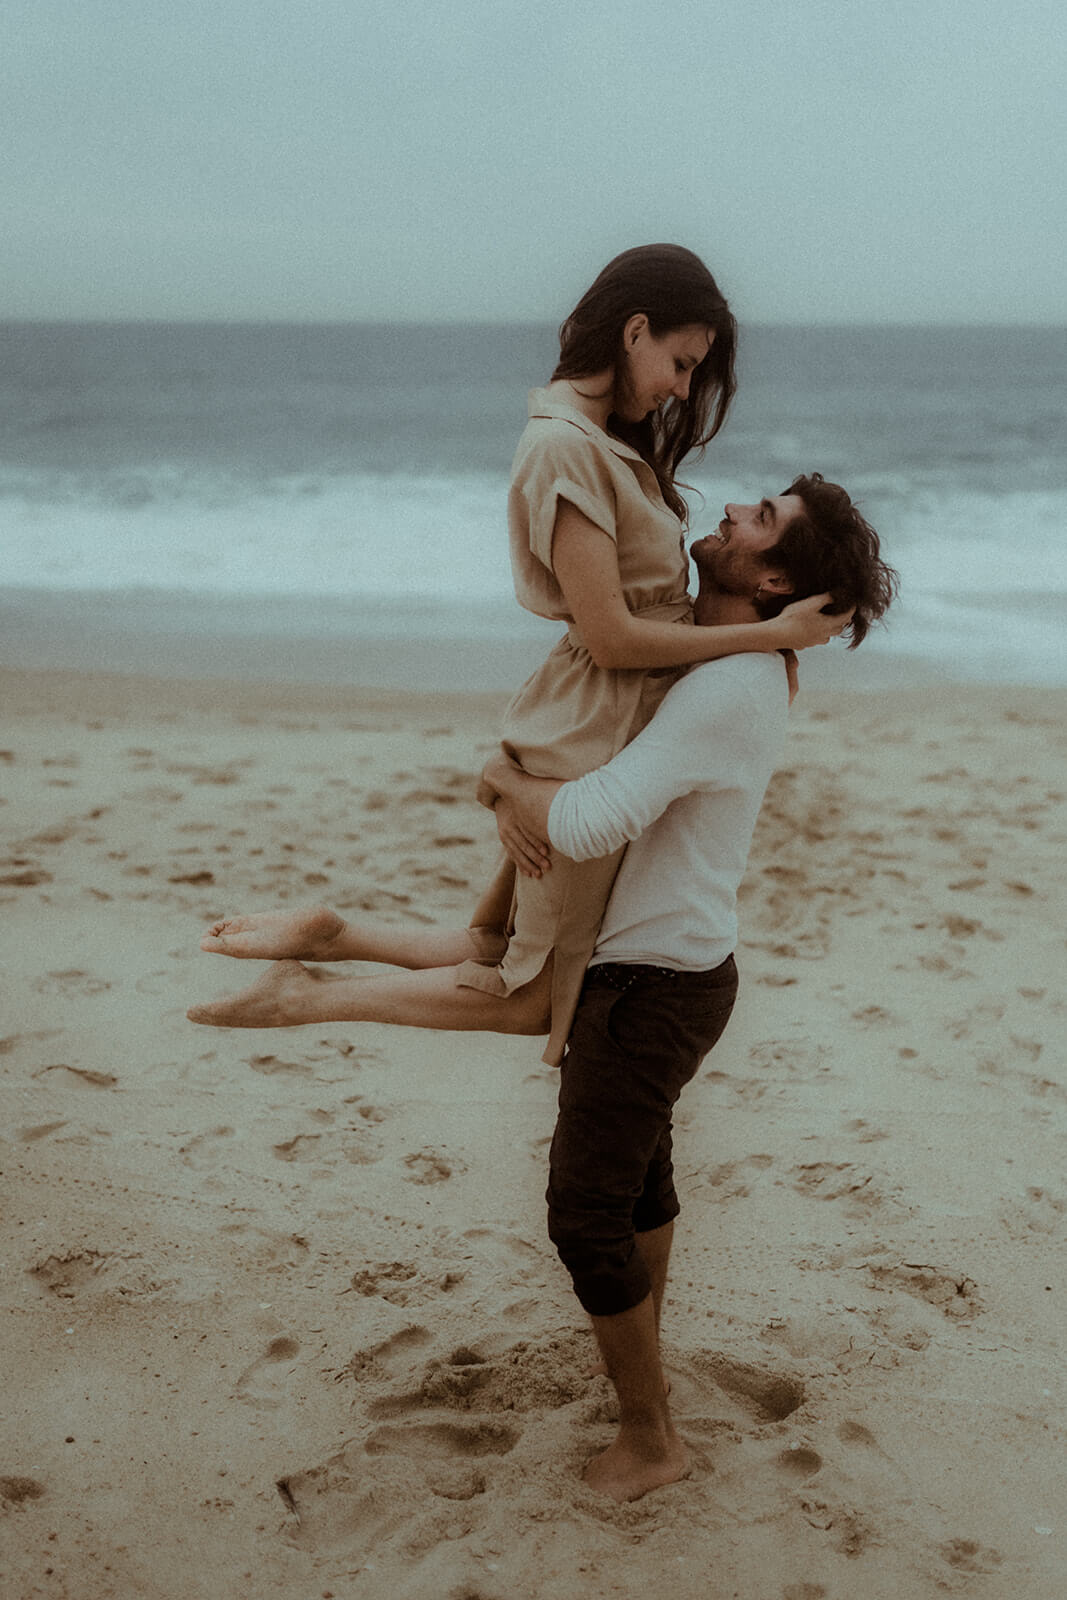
[614, 319, 715, 422]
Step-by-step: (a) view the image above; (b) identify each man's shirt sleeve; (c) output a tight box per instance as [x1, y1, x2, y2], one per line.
[547, 655, 786, 861]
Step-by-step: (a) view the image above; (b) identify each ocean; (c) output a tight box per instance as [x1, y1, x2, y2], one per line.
[1, 321, 1065, 690]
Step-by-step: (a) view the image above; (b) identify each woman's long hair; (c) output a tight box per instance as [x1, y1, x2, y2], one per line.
[552, 244, 737, 521]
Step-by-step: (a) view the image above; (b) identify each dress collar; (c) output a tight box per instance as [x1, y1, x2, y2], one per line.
[526, 387, 648, 467]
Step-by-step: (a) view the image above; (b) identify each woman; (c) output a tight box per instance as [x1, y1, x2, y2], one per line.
[188, 246, 841, 1044]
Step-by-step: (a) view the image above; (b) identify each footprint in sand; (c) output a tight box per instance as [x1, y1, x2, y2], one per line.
[349, 1261, 420, 1301]
[246, 1053, 315, 1079]
[403, 1148, 464, 1185]
[1021, 1072, 1067, 1105]
[17, 1121, 68, 1143]
[697, 1158, 771, 1196]
[216, 1222, 310, 1273]
[837, 1418, 880, 1448]
[867, 1260, 983, 1319]
[797, 1495, 876, 1557]
[34, 1064, 118, 1090]
[345, 1096, 388, 1125]
[347, 1259, 466, 1308]
[275, 1449, 417, 1550]
[1002, 1185, 1066, 1239]
[32, 970, 111, 997]
[30, 1251, 109, 1297]
[701, 1152, 775, 1198]
[235, 1335, 301, 1408]
[850, 1004, 896, 1026]
[748, 1038, 828, 1075]
[341, 1325, 434, 1383]
[775, 1444, 823, 1480]
[939, 1538, 1004, 1574]
[178, 1126, 236, 1168]
[280, 1359, 524, 1550]
[273, 1133, 323, 1163]
[842, 1116, 890, 1143]
[29, 1249, 167, 1300]
[685, 1350, 807, 1424]
[703, 1068, 775, 1106]
[789, 1160, 887, 1214]
[460, 1226, 543, 1270]
[0, 865, 53, 886]
[0, 1477, 46, 1506]
[274, 1127, 383, 1166]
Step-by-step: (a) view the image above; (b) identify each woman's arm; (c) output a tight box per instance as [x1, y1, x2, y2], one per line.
[552, 503, 842, 668]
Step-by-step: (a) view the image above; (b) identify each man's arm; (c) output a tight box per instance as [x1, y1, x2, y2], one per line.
[484, 655, 787, 875]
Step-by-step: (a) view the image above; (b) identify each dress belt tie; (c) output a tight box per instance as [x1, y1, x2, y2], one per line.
[565, 598, 692, 654]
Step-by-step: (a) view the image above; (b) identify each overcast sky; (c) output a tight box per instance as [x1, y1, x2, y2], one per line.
[4, 0, 1064, 323]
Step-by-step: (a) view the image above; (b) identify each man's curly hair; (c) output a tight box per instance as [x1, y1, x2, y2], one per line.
[756, 473, 899, 647]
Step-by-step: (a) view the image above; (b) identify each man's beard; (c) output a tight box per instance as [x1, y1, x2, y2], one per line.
[695, 546, 761, 599]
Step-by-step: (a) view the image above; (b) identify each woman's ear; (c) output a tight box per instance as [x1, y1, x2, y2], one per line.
[622, 312, 649, 349]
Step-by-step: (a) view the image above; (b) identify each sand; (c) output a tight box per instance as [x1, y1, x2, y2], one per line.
[1, 665, 1064, 1600]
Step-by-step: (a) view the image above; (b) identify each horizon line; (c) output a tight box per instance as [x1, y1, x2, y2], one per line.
[2, 316, 1065, 332]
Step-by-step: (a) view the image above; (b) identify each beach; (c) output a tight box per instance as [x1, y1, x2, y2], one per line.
[2, 662, 1064, 1599]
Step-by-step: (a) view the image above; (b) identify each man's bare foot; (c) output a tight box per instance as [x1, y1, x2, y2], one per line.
[583, 1429, 689, 1503]
[187, 960, 327, 1027]
[200, 907, 345, 960]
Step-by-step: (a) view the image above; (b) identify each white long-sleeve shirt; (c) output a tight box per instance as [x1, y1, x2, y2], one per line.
[547, 652, 790, 970]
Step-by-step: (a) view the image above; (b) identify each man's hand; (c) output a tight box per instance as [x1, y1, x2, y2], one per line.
[773, 593, 854, 650]
[479, 749, 564, 865]
[477, 749, 521, 811]
[495, 797, 553, 878]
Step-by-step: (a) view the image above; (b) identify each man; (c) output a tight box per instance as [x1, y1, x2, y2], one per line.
[187, 474, 895, 1503]
[476, 473, 896, 1502]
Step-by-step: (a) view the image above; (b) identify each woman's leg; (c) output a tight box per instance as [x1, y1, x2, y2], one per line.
[187, 955, 551, 1035]
[200, 906, 500, 969]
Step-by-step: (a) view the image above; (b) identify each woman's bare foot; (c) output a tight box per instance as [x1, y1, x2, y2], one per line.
[200, 907, 345, 960]
[583, 1429, 689, 1503]
[187, 960, 327, 1027]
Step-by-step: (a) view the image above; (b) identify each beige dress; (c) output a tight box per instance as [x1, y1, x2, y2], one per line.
[457, 388, 693, 1064]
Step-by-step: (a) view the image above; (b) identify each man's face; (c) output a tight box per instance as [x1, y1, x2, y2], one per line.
[690, 494, 803, 596]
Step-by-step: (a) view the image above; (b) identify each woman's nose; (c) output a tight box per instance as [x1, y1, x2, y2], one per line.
[673, 371, 692, 400]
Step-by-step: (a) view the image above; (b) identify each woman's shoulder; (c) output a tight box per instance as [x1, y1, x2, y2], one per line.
[512, 414, 619, 496]
[518, 411, 609, 455]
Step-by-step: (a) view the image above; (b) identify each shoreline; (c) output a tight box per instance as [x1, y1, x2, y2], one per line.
[5, 661, 1067, 723]
[5, 584, 1062, 694]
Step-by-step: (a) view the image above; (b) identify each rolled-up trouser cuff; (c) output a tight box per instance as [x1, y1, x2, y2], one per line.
[562, 1257, 651, 1319]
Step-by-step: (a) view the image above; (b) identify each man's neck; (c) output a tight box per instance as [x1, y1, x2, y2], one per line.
[693, 587, 761, 630]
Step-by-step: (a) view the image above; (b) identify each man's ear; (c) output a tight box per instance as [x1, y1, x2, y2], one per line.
[758, 569, 793, 596]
